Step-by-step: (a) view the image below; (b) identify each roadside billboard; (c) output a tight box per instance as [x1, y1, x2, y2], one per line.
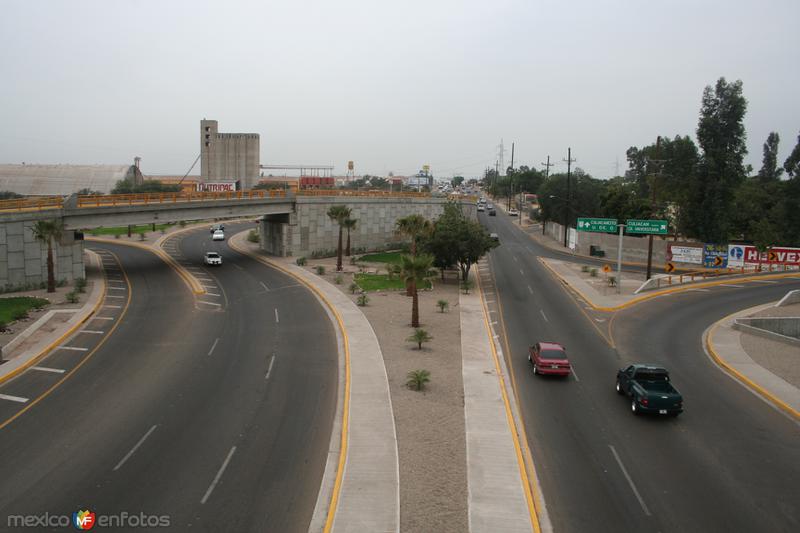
[727, 244, 800, 267]
[703, 244, 728, 268]
[667, 244, 704, 265]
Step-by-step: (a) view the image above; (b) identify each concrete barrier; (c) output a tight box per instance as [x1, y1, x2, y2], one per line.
[733, 317, 800, 346]
[776, 289, 800, 307]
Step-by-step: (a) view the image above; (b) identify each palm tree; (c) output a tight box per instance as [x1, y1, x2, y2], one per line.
[407, 328, 433, 350]
[399, 253, 434, 328]
[31, 219, 64, 293]
[406, 369, 431, 391]
[326, 205, 352, 271]
[343, 217, 357, 256]
[395, 214, 432, 295]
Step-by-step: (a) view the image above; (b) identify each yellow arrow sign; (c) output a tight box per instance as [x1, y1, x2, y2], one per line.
[665, 262, 676, 273]
[714, 256, 724, 267]
[602, 264, 611, 273]
[768, 251, 777, 261]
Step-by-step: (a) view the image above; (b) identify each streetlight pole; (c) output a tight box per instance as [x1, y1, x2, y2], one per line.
[562, 147, 575, 249]
[617, 223, 625, 294]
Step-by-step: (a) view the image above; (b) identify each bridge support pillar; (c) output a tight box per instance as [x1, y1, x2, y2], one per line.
[260, 214, 291, 256]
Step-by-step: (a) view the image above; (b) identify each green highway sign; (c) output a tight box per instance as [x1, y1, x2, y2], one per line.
[576, 218, 618, 232]
[626, 219, 668, 235]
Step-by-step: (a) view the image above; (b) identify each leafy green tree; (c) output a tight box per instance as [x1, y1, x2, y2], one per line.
[758, 132, 783, 183]
[112, 179, 181, 194]
[31, 219, 65, 293]
[0, 191, 23, 200]
[399, 253, 434, 328]
[784, 131, 800, 178]
[686, 77, 748, 242]
[451, 176, 464, 187]
[326, 205, 352, 271]
[453, 218, 498, 281]
[423, 201, 461, 280]
[343, 217, 357, 256]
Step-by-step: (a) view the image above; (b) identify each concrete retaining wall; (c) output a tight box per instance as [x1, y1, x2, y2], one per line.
[544, 221, 673, 264]
[777, 290, 800, 307]
[734, 317, 800, 340]
[262, 197, 477, 257]
[0, 214, 84, 288]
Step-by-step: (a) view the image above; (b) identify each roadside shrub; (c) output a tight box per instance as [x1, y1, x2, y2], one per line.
[296, 256, 307, 266]
[406, 369, 431, 391]
[581, 265, 590, 273]
[114, 233, 121, 239]
[437, 299, 449, 313]
[179, 220, 187, 227]
[139, 232, 147, 241]
[247, 229, 259, 243]
[65, 291, 79, 304]
[357, 293, 369, 306]
[334, 274, 343, 285]
[589, 268, 598, 277]
[460, 280, 473, 294]
[0, 321, 8, 332]
[350, 256, 358, 265]
[315, 265, 326, 275]
[160, 228, 167, 235]
[407, 328, 432, 350]
[608, 276, 617, 287]
[12, 309, 29, 321]
[349, 282, 360, 294]
[57, 278, 68, 288]
[75, 277, 87, 293]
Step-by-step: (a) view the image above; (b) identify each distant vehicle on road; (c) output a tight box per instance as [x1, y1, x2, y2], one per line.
[210, 223, 225, 233]
[616, 364, 683, 416]
[508, 209, 519, 216]
[487, 203, 493, 209]
[488, 208, 496, 216]
[489, 232, 499, 243]
[204, 251, 222, 266]
[529, 342, 571, 376]
[212, 230, 225, 241]
[478, 205, 485, 212]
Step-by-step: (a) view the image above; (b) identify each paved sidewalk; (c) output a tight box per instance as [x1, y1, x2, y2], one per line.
[227, 233, 400, 533]
[0, 250, 105, 383]
[461, 268, 535, 532]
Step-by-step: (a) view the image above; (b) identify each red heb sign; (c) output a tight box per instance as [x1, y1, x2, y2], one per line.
[741, 246, 800, 265]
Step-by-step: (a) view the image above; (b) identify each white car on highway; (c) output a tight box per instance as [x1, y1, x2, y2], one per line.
[204, 252, 222, 266]
[212, 230, 225, 241]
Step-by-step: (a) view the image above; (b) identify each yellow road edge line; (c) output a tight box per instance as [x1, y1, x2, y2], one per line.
[705, 316, 800, 421]
[86, 237, 206, 295]
[475, 268, 540, 533]
[0, 250, 132, 430]
[227, 236, 350, 533]
[537, 256, 800, 312]
[484, 259, 548, 530]
[0, 251, 107, 387]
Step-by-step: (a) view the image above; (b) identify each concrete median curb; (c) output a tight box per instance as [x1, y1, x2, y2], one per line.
[0, 250, 106, 385]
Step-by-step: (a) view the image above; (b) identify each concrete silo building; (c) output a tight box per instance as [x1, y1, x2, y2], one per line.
[200, 119, 260, 190]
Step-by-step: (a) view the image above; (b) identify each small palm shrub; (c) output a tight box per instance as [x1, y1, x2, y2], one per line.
[349, 282, 360, 294]
[315, 265, 326, 275]
[334, 274, 343, 285]
[581, 265, 590, 273]
[589, 268, 598, 277]
[75, 277, 87, 293]
[296, 256, 307, 266]
[247, 229, 259, 243]
[139, 232, 147, 241]
[65, 291, 79, 304]
[357, 293, 369, 306]
[437, 299, 449, 313]
[406, 369, 431, 391]
[407, 328, 432, 350]
[460, 280, 473, 294]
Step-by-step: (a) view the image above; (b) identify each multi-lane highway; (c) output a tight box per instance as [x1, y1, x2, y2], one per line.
[0, 224, 337, 532]
[480, 210, 800, 532]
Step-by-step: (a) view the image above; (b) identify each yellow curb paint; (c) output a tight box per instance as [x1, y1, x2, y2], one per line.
[0, 251, 107, 387]
[0, 250, 132, 430]
[482, 260, 546, 531]
[538, 256, 800, 312]
[475, 269, 540, 533]
[227, 234, 350, 533]
[87, 237, 205, 295]
[706, 316, 800, 421]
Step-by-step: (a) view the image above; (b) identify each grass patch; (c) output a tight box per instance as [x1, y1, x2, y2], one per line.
[89, 224, 172, 236]
[0, 297, 49, 323]
[358, 252, 403, 264]
[355, 273, 431, 292]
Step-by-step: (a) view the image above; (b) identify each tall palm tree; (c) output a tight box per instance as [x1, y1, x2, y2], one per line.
[399, 253, 434, 328]
[31, 219, 64, 293]
[343, 217, 357, 256]
[327, 205, 352, 271]
[396, 214, 432, 295]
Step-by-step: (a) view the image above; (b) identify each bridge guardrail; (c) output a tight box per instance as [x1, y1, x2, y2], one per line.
[76, 189, 286, 208]
[635, 264, 800, 293]
[0, 196, 65, 212]
[296, 189, 432, 198]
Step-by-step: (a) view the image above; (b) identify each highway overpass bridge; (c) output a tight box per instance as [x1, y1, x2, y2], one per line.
[0, 191, 475, 288]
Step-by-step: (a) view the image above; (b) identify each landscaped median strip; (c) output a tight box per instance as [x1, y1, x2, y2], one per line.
[86, 237, 205, 295]
[537, 256, 800, 312]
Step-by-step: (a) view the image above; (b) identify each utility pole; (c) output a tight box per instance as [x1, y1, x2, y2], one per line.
[510, 142, 515, 171]
[541, 156, 554, 178]
[646, 136, 666, 280]
[562, 148, 576, 248]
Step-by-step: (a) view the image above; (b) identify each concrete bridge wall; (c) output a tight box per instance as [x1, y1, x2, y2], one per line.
[260, 196, 477, 257]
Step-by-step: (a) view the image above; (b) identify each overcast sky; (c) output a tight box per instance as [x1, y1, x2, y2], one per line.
[1, 0, 798, 180]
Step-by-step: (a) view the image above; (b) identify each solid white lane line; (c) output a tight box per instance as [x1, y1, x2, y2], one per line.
[201, 446, 237, 504]
[81, 330, 105, 334]
[720, 284, 745, 288]
[687, 288, 710, 292]
[208, 338, 219, 356]
[540, 309, 549, 322]
[58, 346, 88, 351]
[31, 366, 66, 374]
[93, 316, 115, 320]
[750, 279, 777, 284]
[113, 425, 158, 471]
[528, 285, 533, 294]
[205, 293, 221, 297]
[265, 355, 276, 379]
[107, 295, 125, 299]
[103, 304, 122, 309]
[196, 277, 213, 282]
[274, 308, 279, 323]
[0, 393, 29, 403]
[202, 285, 217, 290]
[108, 287, 127, 291]
[260, 281, 269, 291]
[199, 301, 221, 306]
[609, 445, 651, 516]
[571, 367, 580, 381]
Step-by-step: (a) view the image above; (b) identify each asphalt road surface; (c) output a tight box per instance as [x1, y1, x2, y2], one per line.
[0, 224, 338, 532]
[481, 211, 800, 533]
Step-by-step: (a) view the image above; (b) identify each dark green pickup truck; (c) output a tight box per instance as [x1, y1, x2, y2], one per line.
[616, 364, 683, 416]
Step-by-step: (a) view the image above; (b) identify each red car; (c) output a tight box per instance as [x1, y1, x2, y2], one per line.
[528, 342, 571, 376]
